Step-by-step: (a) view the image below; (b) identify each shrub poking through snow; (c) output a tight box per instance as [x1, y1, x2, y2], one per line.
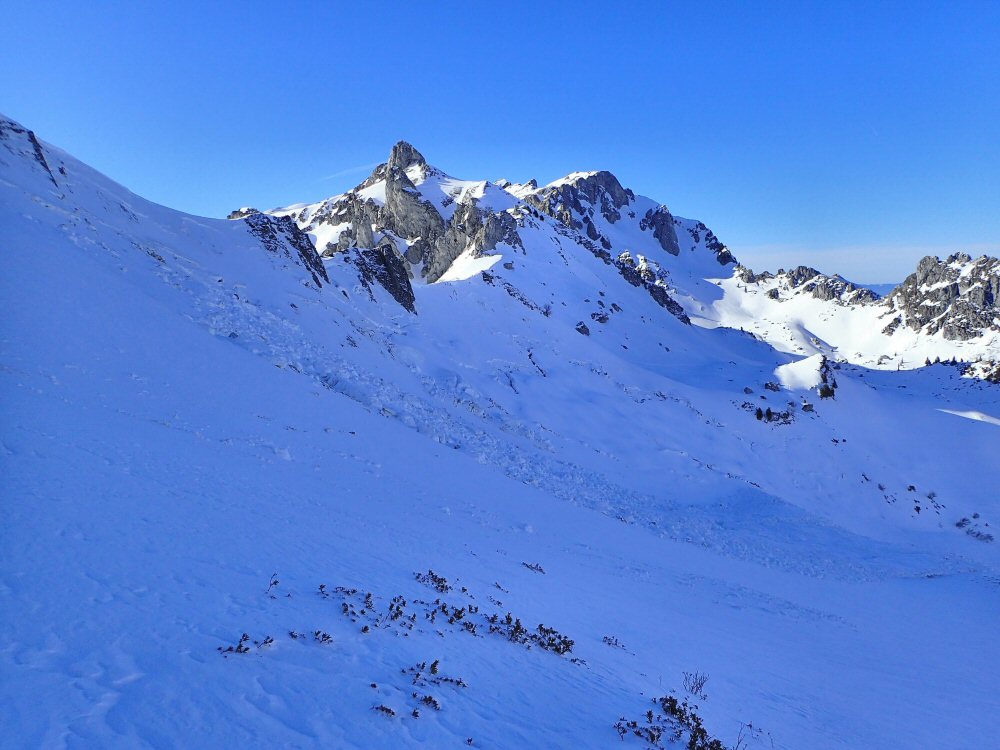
[403, 660, 468, 689]
[325, 574, 576, 660]
[614, 694, 726, 750]
[536, 624, 575, 654]
[682, 670, 709, 700]
[486, 613, 575, 654]
[264, 572, 280, 598]
[817, 356, 838, 399]
[419, 694, 441, 711]
[415, 569, 452, 593]
[218, 633, 252, 656]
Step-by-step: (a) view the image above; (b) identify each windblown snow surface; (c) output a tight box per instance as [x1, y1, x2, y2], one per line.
[2, 117, 999, 750]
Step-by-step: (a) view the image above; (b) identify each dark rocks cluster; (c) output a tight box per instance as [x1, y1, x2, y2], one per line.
[615, 252, 690, 323]
[0, 116, 60, 188]
[243, 211, 329, 287]
[639, 205, 682, 256]
[882, 254, 1000, 340]
[343, 244, 416, 313]
[740, 253, 999, 348]
[738, 265, 879, 305]
[680, 220, 735, 265]
[525, 170, 634, 230]
[292, 141, 523, 286]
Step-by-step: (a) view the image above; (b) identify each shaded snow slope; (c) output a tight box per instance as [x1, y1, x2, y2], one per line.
[3, 117, 999, 749]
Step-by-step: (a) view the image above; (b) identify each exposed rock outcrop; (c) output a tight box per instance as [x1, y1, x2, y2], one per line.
[243, 212, 329, 287]
[526, 171, 635, 230]
[271, 141, 524, 285]
[383, 163, 445, 244]
[344, 244, 416, 313]
[679, 220, 735, 265]
[640, 206, 681, 256]
[240, 141, 783, 329]
[882, 254, 1000, 340]
[422, 202, 522, 281]
[226, 207, 259, 220]
[0, 116, 59, 188]
[615, 251, 690, 323]
[387, 140, 427, 172]
[738, 264, 880, 305]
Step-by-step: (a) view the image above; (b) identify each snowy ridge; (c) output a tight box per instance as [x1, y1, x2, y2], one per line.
[3, 116, 999, 749]
[265, 140, 999, 378]
[689, 260, 1000, 373]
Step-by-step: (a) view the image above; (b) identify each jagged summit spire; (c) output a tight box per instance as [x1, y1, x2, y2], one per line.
[388, 141, 427, 172]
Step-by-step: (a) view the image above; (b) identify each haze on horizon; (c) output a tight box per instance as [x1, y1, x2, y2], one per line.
[2, 0, 997, 282]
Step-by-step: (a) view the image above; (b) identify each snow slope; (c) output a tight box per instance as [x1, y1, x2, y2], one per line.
[687, 263, 1000, 370]
[2, 116, 999, 749]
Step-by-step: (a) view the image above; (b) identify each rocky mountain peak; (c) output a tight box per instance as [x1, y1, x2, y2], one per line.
[387, 141, 427, 172]
[524, 170, 636, 236]
[556, 170, 633, 210]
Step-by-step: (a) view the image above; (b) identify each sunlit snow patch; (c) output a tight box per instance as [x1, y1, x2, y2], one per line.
[774, 353, 825, 390]
[436, 249, 502, 282]
[938, 408, 1000, 427]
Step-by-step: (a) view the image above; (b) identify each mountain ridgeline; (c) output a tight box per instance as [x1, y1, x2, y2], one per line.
[224, 139, 999, 377]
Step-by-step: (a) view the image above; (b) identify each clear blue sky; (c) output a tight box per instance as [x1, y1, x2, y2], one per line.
[2, 1, 998, 281]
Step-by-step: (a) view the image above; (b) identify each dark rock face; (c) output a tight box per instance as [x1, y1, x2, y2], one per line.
[421, 201, 522, 282]
[523, 170, 723, 268]
[384, 164, 446, 243]
[344, 244, 417, 313]
[387, 140, 427, 172]
[574, 171, 633, 213]
[280, 141, 524, 285]
[244, 212, 329, 287]
[640, 206, 681, 256]
[615, 251, 690, 324]
[785, 266, 821, 287]
[736, 266, 774, 285]
[329, 194, 381, 251]
[0, 116, 60, 188]
[525, 171, 634, 230]
[883, 254, 1000, 340]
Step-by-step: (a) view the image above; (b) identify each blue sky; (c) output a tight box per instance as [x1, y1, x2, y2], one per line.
[2, 1, 997, 282]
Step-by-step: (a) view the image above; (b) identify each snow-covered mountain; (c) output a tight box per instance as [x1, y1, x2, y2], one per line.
[252, 139, 999, 378]
[3, 116, 999, 749]
[701, 257, 1000, 373]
